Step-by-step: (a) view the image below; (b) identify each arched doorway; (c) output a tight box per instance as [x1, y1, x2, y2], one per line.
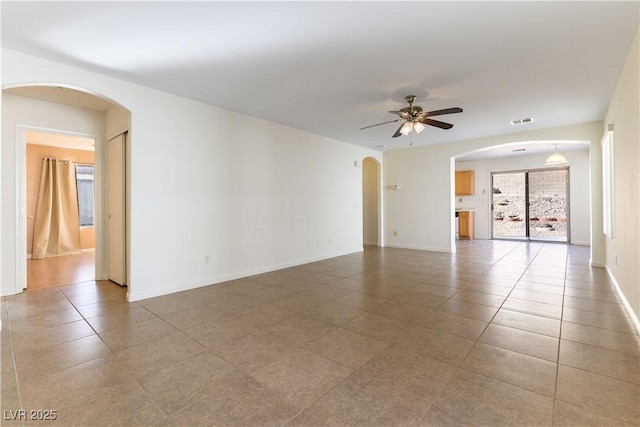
[362, 157, 381, 247]
[3, 84, 131, 297]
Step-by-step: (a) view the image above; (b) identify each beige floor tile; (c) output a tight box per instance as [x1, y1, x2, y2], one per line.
[436, 298, 498, 321]
[11, 319, 95, 355]
[334, 292, 390, 311]
[553, 400, 636, 427]
[419, 310, 488, 340]
[396, 325, 474, 366]
[183, 316, 258, 348]
[343, 312, 411, 342]
[169, 376, 299, 426]
[421, 368, 554, 426]
[309, 301, 365, 325]
[204, 292, 268, 315]
[302, 284, 352, 300]
[139, 351, 245, 415]
[264, 315, 336, 345]
[557, 364, 640, 425]
[514, 281, 565, 295]
[368, 300, 432, 324]
[8, 307, 83, 334]
[300, 375, 429, 427]
[115, 331, 207, 378]
[86, 304, 156, 333]
[6, 242, 636, 426]
[461, 343, 557, 396]
[354, 347, 456, 399]
[99, 317, 177, 352]
[563, 295, 628, 317]
[212, 330, 298, 373]
[48, 379, 165, 427]
[160, 303, 228, 330]
[20, 356, 132, 411]
[562, 307, 636, 334]
[250, 348, 352, 408]
[561, 321, 640, 356]
[392, 290, 448, 310]
[305, 328, 388, 369]
[232, 303, 297, 328]
[559, 339, 639, 384]
[139, 293, 205, 317]
[493, 309, 561, 337]
[502, 297, 563, 319]
[508, 288, 564, 305]
[451, 289, 506, 307]
[271, 292, 331, 312]
[15, 335, 113, 381]
[412, 283, 458, 298]
[479, 323, 559, 362]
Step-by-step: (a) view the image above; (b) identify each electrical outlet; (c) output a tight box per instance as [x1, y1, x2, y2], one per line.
[393, 231, 398, 237]
[204, 255, 210, 264]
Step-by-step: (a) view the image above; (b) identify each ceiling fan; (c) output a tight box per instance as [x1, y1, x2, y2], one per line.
[361, 95, 463, 138]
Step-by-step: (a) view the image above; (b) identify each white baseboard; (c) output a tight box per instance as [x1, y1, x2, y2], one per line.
[605, 265, 640, 336]
[127, 247, 365, 302]
[571, 240, 590, 246]
[383, 243, 453, 253]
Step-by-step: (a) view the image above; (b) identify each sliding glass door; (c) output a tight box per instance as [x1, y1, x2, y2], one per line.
[491, 168, 569, 242]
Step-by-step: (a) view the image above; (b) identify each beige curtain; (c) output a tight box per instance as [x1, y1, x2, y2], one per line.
[32, 158, 82, 259]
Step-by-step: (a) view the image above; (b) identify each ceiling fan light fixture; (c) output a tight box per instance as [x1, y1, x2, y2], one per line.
[413, 122, 426, 134]
[399, 122, 413, 136]
[545, 144, 568, 165]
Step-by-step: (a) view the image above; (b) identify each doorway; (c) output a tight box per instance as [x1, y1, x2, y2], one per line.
[362, 157, 381, 247]
[25, 131, 97, 289]
[491, 167, 570, 242]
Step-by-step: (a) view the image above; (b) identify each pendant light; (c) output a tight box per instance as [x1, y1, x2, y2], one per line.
[544, 144, 568, 166]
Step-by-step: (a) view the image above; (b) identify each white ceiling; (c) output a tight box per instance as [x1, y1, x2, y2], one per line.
[2, 1, 638, 153]
[26, 130, 95, 152]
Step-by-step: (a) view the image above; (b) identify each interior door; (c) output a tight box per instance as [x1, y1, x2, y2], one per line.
[107, 133, 126, 285]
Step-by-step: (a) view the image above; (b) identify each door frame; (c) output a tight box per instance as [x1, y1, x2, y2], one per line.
[15, 125, 105, 293]
[490, 166, 571, 242]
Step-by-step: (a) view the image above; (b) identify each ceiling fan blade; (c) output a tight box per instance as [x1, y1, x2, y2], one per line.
[392, 123, 405, 138]
[360, 119, 401, 131]
[422, 107, 463, 117]
[419, 118, 454, 129]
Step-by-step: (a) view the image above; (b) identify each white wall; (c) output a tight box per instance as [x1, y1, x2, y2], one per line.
[1, 48, 381, 300]
[383, 121, 603, 255]
[603, 26, 639, 322]
[455, 149, 591, 244]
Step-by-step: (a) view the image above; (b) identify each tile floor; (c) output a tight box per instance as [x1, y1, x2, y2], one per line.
[1, 241, 639, 426]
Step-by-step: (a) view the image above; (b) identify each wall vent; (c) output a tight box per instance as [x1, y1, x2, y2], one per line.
[510, 117, 534, 125]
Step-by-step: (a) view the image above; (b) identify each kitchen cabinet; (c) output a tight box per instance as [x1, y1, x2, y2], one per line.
[455, 170, 475, 195]
[458, 210, 475, 240]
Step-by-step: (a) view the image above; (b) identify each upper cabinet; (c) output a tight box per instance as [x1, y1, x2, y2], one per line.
[455, 170, 475, 195]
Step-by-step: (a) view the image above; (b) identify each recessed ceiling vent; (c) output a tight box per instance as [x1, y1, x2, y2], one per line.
[510, 117, 534, 126]
[512, 148, 526, 152]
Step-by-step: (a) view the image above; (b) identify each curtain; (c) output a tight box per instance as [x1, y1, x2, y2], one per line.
[32, 158, 82, 259]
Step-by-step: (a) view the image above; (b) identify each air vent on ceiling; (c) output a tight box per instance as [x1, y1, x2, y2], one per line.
[512, 148, 526, 152]
[510, 117, 534, 126]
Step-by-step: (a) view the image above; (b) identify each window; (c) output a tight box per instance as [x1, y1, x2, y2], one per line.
[76, 164, 95, 226]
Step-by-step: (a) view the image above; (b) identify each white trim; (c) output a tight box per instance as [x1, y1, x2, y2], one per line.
[590, 260, 606, 268]
[571, 240, 590, 246]
[383, 243, 453, 253]
[605, 266, 640, 336]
